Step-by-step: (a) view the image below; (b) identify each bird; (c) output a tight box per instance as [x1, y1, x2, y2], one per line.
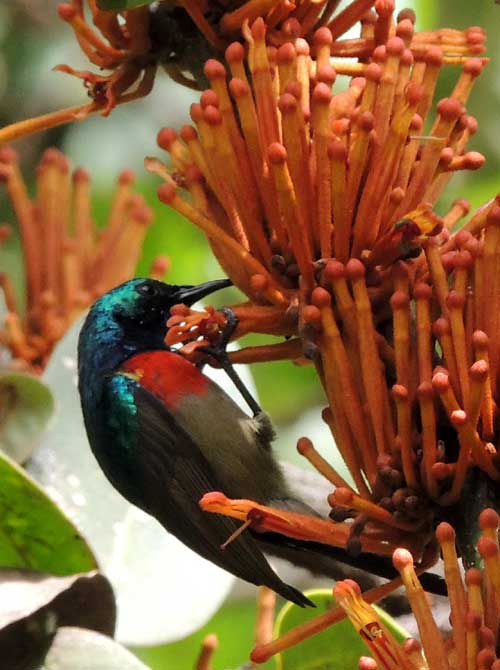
[77, 277, 313, 607]
[78, 277, 447, 603]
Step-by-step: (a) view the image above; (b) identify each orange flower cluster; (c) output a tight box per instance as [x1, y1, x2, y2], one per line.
[165, 303, 228, 357]
[55, 1, 156, 114]
[0, 1, 156, 145]
[0, 0, 485, 145]
[152, 14, 485, 303]
[151, 5, 493, 568]
[334, 513, 500, 670]
[244, 511, 500, 669]
[0, 147, 166, 369]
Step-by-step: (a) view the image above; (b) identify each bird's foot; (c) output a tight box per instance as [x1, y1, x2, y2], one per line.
[254, 411, 276, 443]
[198, 307, 262, 417]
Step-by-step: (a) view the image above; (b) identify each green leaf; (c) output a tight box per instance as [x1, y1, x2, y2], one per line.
[134, 598, 273, 670]
[0, 373, 54, 464]
[274, 589, 408, 670]
[43, 627, 151, 670]
[96, 0, 155, 10]
[0, 450, 96, 575]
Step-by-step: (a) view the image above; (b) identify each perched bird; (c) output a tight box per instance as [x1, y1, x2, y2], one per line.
[78, 277, 447, 602]
[77, 277, 313, 606]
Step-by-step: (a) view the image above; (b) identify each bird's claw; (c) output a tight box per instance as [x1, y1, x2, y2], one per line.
[198, 307, 263, 417]
[196, 307, 237, 363]
[216, 306, 239, 349]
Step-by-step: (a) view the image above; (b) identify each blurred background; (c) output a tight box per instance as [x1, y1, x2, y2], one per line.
[0, 1, 499, 667]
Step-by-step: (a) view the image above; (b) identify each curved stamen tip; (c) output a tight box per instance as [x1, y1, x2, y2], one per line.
[199, 491, 229, 508]
[392, 547, 414, 570]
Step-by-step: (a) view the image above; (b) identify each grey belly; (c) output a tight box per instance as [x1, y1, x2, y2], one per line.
[172, 384, 288, 503]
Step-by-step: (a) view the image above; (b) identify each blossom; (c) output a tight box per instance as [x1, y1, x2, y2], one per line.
[250, 511, 500, 669]
[334, 514, 500, 670]
[151, 14, 485, 305]
[0, 2, 157, 145]
[195, 633, 218, 670]
[0, 147, 165, 369]
[0, 0, 485, 144]
[151, 5, 494, 577]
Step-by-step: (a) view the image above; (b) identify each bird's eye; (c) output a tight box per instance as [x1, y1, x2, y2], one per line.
[136, 283, 157, 297]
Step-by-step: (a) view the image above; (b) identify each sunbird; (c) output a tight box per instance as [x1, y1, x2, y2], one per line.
[77, 277, 313, 606]
[78, 278, 446, 602]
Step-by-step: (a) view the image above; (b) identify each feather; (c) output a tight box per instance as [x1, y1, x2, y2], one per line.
[101, 373, 313, 608]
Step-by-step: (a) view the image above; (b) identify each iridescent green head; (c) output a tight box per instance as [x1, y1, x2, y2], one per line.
[78, 277, 231, 380]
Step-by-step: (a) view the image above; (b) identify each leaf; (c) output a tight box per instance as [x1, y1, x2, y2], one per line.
[135, 598, 273, 670]
[453, 468, 500, 568]
[0, 372, 54, 464]
[96, 0, 155, 11]
[0, 450, 96, 575]
[274, 589, 407, 670]
[0, 569, 115, 670]
[28, 317, 254, 645]
[43, 627, 151, 670]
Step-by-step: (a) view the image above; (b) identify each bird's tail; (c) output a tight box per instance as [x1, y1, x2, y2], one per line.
[272, 578, 315, 608]
[266, 487, 446, 597]
[257, 533, 447, 597]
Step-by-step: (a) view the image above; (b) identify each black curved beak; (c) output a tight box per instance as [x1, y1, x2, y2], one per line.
[171, 278, 232, 306]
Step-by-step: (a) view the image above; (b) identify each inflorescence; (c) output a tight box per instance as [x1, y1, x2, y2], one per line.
[0, 0, 485, 144]
[150, 7, 494, 575]
[247, 511, 500, 669]
[1, 2, 499, 668]
[0, 147, 166, 369]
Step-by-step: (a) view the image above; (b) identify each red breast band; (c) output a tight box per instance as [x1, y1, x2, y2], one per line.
[121, 350, 209, 408]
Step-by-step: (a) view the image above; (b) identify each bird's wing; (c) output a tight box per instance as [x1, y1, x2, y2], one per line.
[103, 373, 312, 607]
